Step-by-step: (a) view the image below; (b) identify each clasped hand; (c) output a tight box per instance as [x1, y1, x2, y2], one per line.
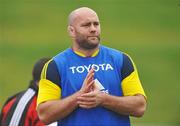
[78, 68, 104, 109]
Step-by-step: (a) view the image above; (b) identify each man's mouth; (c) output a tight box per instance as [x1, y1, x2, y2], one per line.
[88, 36, 98, 39]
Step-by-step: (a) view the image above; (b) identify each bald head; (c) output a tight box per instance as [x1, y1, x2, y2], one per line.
[68, 7, 99, 26]
[67, 7, 101, 51]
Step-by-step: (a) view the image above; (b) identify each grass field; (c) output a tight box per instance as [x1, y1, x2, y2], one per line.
[0, 0, 180, 125]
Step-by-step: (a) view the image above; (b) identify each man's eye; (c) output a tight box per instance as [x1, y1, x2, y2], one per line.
[84, 24, 89, 27]
[82, 23, 91, 27]
[84, 24, 90, 27]
[94, 22, 99, 26]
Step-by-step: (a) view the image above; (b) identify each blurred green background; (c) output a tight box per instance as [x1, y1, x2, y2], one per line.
[0, 0, 180, 125]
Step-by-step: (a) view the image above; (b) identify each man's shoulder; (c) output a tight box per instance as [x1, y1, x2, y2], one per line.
[100, 45, 123, 56]
[53, 48, 71, 60]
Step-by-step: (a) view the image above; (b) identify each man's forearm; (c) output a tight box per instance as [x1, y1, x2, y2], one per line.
[101, 93, 146, 117]
[37, 91, 82, 124]
[37, 68, 96, 124]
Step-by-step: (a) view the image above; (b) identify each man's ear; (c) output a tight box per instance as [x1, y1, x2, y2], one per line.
[67, 25, 75, 37]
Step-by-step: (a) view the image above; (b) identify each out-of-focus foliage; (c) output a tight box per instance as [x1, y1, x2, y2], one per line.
[0, 0, 180, 125]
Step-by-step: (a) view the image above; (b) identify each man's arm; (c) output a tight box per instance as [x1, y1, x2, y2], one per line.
[77, 91, 146, 117]
[77, 53, 147, 117]
[37, 91, 81, 124]
[37, 68, 95, 125]
[101, 93, 146, 117]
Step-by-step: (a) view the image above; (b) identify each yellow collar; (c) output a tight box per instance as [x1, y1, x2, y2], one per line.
[74, 49, 99, 57]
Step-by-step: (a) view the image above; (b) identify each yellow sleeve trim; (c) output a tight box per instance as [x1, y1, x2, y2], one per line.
[123, 52, 137, 70]
[122, 70, 147, 99]
[40, 59, 53, 79]
[37, 79, 61, 106]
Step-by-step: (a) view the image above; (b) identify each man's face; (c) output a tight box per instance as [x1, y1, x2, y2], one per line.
[72, 12, 101, 50]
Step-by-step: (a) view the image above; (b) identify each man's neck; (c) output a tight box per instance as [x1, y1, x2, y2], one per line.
[72, 46, 99, 57]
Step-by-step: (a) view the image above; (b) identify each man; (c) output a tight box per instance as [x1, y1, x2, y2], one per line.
[37, 7, 147, 126]
[0, 58, 56, 126]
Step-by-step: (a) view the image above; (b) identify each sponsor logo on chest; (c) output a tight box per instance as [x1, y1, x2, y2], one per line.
[69, 63, 114, 74]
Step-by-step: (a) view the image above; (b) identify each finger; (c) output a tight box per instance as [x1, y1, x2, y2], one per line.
[83, 69, 94, 87]
[79, 104, 96, 109]
[77, 96, 96, 102]
[86, 73, 94, 84]
[82, 80, 94, 93]
[80, 91, 96, 97]
[89, 67, 94, 74]
[86, 68, 94, 81]
[85, 68, 94, 80]
[77, 100, 95, 105]
[86, 80, 95, 89]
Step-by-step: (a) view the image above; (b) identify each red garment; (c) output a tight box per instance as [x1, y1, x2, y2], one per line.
[0, 89, 45, 126]
[1, 98, 17, 122]
[24, 96, 45, 126]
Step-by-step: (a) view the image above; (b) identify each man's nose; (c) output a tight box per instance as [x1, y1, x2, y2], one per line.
[89, 24, 97, 33]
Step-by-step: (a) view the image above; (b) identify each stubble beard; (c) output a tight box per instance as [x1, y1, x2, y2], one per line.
[76, 36, 100, 50]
